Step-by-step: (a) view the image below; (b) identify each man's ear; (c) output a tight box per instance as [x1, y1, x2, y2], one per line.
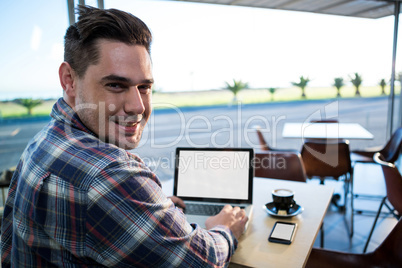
[59, 62, 77, 98]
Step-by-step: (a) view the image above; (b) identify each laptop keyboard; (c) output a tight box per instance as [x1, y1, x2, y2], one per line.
[185, 203, 245, 216]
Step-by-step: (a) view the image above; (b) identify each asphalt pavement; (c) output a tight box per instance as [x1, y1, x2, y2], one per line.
[0, 96, 392, 181]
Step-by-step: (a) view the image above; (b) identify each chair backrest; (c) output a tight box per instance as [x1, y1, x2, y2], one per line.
[374, 152, 402, 215]
[310, 119, 339, 123]
[256, 128, 272, 151]
[373, 217, 402, 266]
[254, 151, 307, 182]
[305, 219, 402, 268]
[301, 139, 352, 179]
[380, 127, 402, 163]
[255, 129, 300, 153]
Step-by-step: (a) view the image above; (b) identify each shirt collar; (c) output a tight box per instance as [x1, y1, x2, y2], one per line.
[51, 98, 95, 136]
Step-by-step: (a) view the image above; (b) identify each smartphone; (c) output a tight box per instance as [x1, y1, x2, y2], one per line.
[268, 221, 297, 245]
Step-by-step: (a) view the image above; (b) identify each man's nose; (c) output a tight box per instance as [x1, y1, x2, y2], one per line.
[124, 87, 145, 115]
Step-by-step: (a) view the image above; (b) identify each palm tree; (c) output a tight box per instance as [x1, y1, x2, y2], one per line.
[268, 87, 276, 101]
[333, 77, 345, 98]
[225, 79, 248, 103]
[14, 98, 43, 116]
[291, 76, 310, 99]
[379, 79, 387, 95]
[350, 73, 363, 97]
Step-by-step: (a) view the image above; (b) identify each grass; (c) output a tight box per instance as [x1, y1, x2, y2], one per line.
[0, 100, 56, 118]
[153, 85, 399, 107]
[0, 85, 400, 118]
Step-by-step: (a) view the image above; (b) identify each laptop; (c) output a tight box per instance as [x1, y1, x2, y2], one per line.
[173, 147, 254, 229]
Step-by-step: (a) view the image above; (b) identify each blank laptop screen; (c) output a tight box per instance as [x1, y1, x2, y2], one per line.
[174, 148, 253, 202]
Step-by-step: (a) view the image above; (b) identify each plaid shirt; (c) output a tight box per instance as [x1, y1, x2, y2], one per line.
[1, 98, 237, 267]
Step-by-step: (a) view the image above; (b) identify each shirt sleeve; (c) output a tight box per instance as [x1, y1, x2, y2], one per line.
[85, 160, 237, 267]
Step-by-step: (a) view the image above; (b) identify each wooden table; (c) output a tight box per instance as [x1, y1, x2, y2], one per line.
[282, 122, 374, 140]
[162, 178, 334, 268]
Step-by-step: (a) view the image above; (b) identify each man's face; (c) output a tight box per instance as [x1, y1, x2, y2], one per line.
[72, 40, 153, 150]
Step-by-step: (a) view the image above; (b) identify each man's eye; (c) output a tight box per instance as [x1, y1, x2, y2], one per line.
[106, 83, 127, 91]
[107, 83, 121, 88]
[138, 85, 152, 93]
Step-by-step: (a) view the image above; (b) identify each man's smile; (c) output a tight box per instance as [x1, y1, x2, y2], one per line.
[112, 117, 143, 135]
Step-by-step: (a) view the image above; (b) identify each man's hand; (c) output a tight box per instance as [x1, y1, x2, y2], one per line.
[205, 205, 248, 239]
[168, 196, 186, 211]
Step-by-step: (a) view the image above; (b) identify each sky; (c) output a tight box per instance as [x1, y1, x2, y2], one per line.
[0, 0, 400, 100]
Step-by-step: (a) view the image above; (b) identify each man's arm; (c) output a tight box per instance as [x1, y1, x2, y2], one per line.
[168, 197, 248, 239]
[205, 205, 248, 240]
[85, 164, 241, 267]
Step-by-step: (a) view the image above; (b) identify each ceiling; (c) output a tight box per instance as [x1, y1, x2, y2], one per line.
[172, 0, 398, 19]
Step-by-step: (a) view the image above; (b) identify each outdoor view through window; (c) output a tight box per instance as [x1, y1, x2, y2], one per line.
[0, 0, 400, 190]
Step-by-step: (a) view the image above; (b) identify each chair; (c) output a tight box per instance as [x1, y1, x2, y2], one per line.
[351, 127, 402, 164]
[309, 119, 339, 123]
[300, 139, 353, 185]
[350, 127, 402, 223]
[0, 167, 14, 228]
[363, 152, 402, 253]
[254, 151, 307, 182]
[300, 139, 354, 236]
[255, 128, 299, 152]
[305, 218, 402, 268]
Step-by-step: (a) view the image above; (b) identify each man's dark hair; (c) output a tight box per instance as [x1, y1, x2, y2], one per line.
[64, 5, 152, 77]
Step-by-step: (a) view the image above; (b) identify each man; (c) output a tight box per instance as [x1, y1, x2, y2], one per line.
[1, 5, 248, 267]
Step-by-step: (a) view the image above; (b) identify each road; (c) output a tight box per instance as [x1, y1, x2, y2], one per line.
[0, 96, 392, 181]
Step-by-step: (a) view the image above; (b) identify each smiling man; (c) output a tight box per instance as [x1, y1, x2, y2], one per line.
[61, 39, 153, 150]
[0, 5, 247, 267]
